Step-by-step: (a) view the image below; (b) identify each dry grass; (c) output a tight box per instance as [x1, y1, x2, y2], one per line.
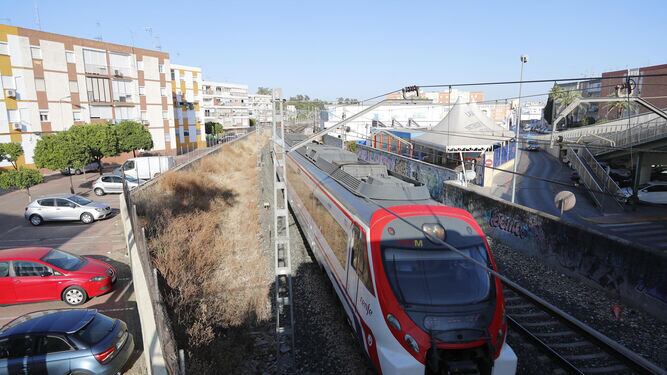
[135, 132, 271, 353]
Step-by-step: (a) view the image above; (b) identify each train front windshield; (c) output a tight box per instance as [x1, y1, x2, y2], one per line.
[383, 245, 491, 307]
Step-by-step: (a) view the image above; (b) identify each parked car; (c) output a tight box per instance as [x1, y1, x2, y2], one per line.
[522, 140, 540, 151]
[0, 309, 133, 374]
[599, 161, 632, 181]
[113, 156, 175, 180]
[61, 162, 101, 176]
[93, 174, 144, 196]
[25, 194, 112, 226]
[0, 247, 116, 306]
[621, 182, 667, 204]
[651, 166, 667, 181]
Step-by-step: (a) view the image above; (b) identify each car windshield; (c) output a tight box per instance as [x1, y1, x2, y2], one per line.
[74, 314, 116, 345]
[383, 244, 492, 306]
[68, 195, 92, 206]
[41, 249, 85, 271]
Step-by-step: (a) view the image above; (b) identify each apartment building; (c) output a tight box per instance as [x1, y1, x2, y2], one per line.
[0, 24, 174, 168]
[170, 64, 204, 152]
[201, 81, 250, 131]
[248, 93, 272, 124]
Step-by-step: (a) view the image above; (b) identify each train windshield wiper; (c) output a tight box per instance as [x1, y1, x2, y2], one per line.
[391, 254, 410, 307]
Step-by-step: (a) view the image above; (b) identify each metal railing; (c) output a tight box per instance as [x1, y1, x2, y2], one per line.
[595, 117, 667, 155]
[567, 147, 606, 210]
[579, 146, 624, 206]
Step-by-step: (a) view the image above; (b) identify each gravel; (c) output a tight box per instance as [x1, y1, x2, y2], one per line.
[490, 238, 667, 372]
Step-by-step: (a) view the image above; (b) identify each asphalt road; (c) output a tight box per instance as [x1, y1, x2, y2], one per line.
[0, 171, 145, 375]
[490, 149, 667, 249]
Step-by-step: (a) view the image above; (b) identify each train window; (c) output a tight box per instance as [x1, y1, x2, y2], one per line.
[351, 225, 374, 295]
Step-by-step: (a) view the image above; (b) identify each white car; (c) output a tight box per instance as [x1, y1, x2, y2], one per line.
[92, 174, 144, 196]
[61, 162, 100, 175]
[113, 156, 175, 180]
[622, 182, 667, 204]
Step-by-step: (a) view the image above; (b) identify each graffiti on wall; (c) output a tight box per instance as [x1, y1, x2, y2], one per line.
[357, 145, 460, 201]
[487, 208, 530, 239]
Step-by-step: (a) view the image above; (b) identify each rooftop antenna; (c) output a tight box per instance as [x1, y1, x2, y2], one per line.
[95, 22, 103, 41]
[144, 27, 161, 51]
[33, 0, 41, 30]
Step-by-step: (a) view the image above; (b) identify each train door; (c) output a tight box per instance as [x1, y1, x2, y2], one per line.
[346, 224, 361, 308]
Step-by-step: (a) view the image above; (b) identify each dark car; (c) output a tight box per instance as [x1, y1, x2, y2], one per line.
[0, 309, 134, 375]
[522, 140, 540, 151]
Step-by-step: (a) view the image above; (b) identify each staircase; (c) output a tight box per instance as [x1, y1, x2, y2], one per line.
[566, 145, 624, 213]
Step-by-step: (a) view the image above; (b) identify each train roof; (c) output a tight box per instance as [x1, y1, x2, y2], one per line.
[289, 137, 430, 201]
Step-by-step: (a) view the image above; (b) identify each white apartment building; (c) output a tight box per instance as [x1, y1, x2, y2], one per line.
[201, 81, 250, 130]
[170, 64, 205, 151]
[248, 93, 272, 124]
[0, 24, 175, 167]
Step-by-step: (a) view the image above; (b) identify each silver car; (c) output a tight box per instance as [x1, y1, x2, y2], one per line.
[24, 194, 112, 226]
[93, 175, 142, 196]
[61, 162, 100, 175]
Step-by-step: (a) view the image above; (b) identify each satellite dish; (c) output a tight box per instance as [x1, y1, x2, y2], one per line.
[554, 191, 576, 214]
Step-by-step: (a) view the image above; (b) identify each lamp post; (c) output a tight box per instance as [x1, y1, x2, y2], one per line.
[511, 55, 528, 204]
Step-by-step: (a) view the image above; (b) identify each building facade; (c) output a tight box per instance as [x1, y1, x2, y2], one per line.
[201, 81, 250, 131]
[170, 64, 204, 152]
[248, 93, 272, 124]
[0, 24, 175, 168]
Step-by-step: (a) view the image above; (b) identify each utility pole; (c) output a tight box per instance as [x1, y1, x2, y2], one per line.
[511, 55, 528, 204]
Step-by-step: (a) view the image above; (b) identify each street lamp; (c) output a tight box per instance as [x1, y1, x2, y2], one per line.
[511, 55, 528, 204]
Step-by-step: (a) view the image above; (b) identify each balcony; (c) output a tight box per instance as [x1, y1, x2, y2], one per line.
[111, 67, 133, 79]
[84, 64, 109, 76]
[113, 95, 135, 106]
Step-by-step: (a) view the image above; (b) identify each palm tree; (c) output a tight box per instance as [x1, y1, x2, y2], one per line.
[549, 86, 585, 128]
[602, 98, 638, 120]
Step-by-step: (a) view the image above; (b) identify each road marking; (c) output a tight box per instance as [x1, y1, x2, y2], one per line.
[0, 225, 22, 237]
[115, 280, 134, 303]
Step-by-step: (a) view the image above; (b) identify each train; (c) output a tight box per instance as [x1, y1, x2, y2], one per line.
[283, 138, 517, 375]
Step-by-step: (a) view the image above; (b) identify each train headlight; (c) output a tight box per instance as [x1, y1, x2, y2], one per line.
[404, 334, 419, 353]
[386, 314, 401, 331]
[422, 223, 445, 243]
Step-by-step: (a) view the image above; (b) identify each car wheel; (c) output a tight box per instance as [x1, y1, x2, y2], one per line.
[80, 212, 94, 224]
[94, 188, 105, 196]
[29, 214, 43, 226]
[62, 286, 87, 306]
[74, 169, 82, 175]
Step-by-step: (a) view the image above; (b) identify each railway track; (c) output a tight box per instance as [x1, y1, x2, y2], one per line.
[503, 283, 666, 375]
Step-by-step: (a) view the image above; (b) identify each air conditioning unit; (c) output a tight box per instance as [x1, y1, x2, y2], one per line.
[12, 122, 22, 131]
[5, 89, 16, 98]
[141, 120, 149, 125]
[118, 96, 127, 103]
[114, 69, 123, 77]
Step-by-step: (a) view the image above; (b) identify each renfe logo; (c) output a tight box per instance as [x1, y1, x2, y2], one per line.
[360, 296, 373, 316]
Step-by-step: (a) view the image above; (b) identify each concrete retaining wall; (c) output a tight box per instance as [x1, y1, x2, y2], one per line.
[119, 195, 169, 375]
[442, 181, 667, 321]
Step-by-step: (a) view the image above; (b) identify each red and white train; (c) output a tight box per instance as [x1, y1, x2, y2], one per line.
[284, 141, 517, 374]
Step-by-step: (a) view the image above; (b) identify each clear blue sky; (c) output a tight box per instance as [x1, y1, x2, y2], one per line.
[2, 0, 666, 101]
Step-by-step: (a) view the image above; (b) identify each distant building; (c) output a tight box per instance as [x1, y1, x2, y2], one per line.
[0, 24, 175, 168]
[170, 64, 204, 153]
[248, 93, 272, 124]
[201, 81, 250, 131]
[600, 64, 667, 120]
[387, 89, 485, 104]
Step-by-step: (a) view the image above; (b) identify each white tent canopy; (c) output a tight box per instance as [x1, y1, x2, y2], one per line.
[412, 99, 512, 152]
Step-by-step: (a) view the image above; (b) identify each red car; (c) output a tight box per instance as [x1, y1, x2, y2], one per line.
[0, 247, 116, 306]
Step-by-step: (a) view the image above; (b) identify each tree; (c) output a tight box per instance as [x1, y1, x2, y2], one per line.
[34, 132, 89, 193]
[548, 85, 584, 128]
[116, 120, 153, 157]
[257, 87, 272, 95]
[205, 121, 224, 136]
[0, 167, 43, 202]
[602, 99, 638, 120]
[0, 142, 24, 170]
[68, 124, 119, 173]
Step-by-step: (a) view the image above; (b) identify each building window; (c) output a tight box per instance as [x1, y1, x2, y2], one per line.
[86, 77, 111, 102]
[65, 51, 75, 64]
[137, 60, 144, 70]
[112, 80, 132, 102]
[34, 78, 46, 91]
[89, 106, 112, 119]
[73, 111, 81, 121]
[162, 111, 168, 119]
[0, 42, 8, 55]
[160, 87, 167, 97]
[69, 81, 79, 93]
[140, 111, 147, 121]
[159, 64, 165, 73]
[170, 70, 175, 80]
[139, 86, 145, 96]
[39, 111, 49, 122]
[8, 109, 19, 122]
[30, 46, 42, 59]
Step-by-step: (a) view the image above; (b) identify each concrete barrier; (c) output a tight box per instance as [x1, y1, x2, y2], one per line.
[442, 181, 667, 321]
[119, 194, 170, 375]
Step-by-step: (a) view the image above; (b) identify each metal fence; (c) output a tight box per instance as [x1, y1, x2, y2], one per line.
[566, 147, 620, 212]
[596, 117, 667, 154]
[579, 146, 624, 200]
